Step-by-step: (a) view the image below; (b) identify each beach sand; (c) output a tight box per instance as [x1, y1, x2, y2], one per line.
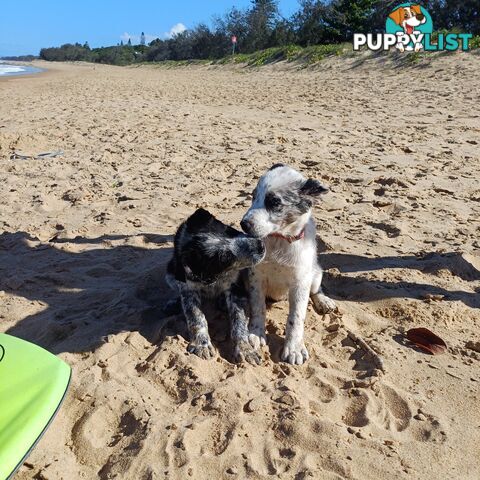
[1, 54, 479, 479]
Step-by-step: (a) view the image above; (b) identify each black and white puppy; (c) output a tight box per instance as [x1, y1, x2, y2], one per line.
[166, 208, 265, 364]
[241, 164, 337, 365]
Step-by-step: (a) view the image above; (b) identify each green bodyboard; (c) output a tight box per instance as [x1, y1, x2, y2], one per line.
[0, 334, 71, 480]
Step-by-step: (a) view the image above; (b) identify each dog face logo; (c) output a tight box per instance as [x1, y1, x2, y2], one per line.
[389, 5, 426, 35]
[385, 3, 433, 52]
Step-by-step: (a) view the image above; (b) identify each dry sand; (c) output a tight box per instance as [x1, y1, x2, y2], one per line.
[0, 53, 479, 479]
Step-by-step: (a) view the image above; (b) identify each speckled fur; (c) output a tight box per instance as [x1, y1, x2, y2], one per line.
[166, 209, 265, 364]
[242, 165, 337, 365]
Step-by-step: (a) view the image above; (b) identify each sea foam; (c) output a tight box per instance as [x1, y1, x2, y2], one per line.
[0, 64, 26, 75]
[0, 63, 42, 76]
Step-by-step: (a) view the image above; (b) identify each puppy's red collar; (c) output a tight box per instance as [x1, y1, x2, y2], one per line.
[268, 228, 305, 243]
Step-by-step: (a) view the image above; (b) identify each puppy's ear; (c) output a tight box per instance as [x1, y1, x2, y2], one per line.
[411, 5, 421, 15]
[186, 208, 214, 230]
[388, 7, 404, 25]
[300, 178, 329, 197]
[269, 163, 285, 171]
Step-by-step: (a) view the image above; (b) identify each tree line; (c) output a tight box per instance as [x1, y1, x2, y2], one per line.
[39, 0, 479, 65]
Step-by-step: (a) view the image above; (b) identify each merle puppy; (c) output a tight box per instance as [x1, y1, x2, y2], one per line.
[166, 208, 265, 364]
[241, 164, 337, 365]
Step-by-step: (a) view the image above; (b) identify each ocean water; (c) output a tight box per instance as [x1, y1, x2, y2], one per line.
[0, 63, 43, 77]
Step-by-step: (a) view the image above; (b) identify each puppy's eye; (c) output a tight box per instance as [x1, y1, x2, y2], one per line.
[265, 193, 282, 211]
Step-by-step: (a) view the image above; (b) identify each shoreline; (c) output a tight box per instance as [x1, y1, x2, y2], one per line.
[0, 61, 48, 82]
[0, 61, 43, 74]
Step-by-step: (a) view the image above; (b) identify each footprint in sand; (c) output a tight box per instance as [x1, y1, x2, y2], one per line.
[410, 410, 448, 444]
[98, 408, 149, 479]
[72, 403, 149, 479]
[342, 382, 448, 442]
[166, 418, 236, 471]
[307, 373, 338, 404]
[342, 383, 411, 431]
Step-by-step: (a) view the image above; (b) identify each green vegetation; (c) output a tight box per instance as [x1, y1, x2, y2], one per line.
[213, 43, 347, 66]
[39, 43, 148, 66]
[470, 35, 480, 49]
[0, 54, 38, 61]
[39, 1, 480, 66]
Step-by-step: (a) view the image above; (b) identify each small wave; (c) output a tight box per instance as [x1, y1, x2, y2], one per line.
[0, 65, 27, 75]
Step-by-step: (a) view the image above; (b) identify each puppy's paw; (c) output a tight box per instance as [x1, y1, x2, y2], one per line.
[281, 342, 309, 365]
[187, 335, 215, 360]
[248, 328, 266, 350]
[234, 340, 262, 365]
[311, 293, 337, 315]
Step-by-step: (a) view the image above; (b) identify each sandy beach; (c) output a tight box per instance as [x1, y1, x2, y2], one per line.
[1, 53, 479, 479]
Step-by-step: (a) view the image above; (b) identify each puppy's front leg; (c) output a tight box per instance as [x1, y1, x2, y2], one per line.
[180, 288, 215, 359]
[226, 291, 261, 365]
[282, 280, 311, 365]
[247, 269, 267, 350]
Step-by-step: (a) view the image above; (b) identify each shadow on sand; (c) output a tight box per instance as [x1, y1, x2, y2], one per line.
[319, 250, 480, 309]
[1, 231, 478, 358]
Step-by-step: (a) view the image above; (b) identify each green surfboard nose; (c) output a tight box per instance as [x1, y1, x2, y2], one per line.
[0, 333, 71, 480]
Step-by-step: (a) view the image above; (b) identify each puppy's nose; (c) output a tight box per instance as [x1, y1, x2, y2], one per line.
[240, 218, 253, 234]
[416, 13, 424, 21]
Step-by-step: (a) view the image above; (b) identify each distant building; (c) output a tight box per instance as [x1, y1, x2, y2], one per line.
[140, 32, 146, 46]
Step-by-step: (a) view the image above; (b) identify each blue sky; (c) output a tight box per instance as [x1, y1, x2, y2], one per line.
[0, 1, 300, 57]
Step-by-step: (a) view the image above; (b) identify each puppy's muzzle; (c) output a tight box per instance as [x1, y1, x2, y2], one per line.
[240, 218, 254, 236]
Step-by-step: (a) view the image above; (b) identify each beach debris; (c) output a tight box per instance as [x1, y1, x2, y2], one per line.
[323, 310, 385, 385]
[406, 327, 447, 355]
[446, 370, 462, 380]
[10, 150, 64, 160]
[345, 328, 386, 374]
